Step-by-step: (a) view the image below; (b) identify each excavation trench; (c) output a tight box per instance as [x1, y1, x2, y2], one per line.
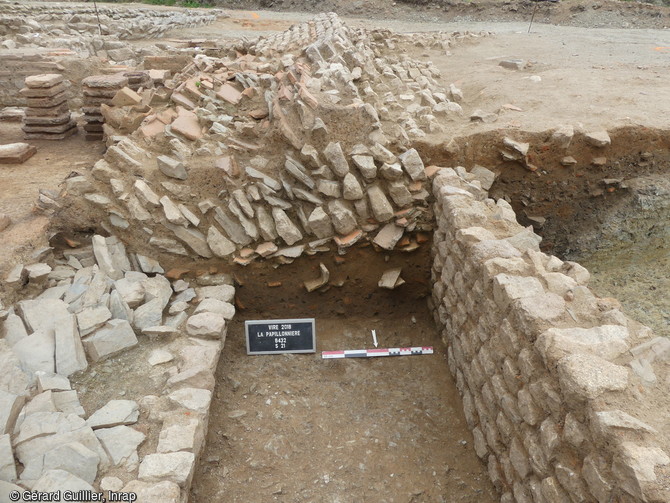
[38, 126, 670, 501]
[189, 245, 498, 503]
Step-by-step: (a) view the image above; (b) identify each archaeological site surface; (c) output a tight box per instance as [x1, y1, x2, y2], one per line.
[1, 1, 670, 502]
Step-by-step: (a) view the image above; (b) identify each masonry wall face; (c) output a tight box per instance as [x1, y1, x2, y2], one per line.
[429, 167, 670, 503]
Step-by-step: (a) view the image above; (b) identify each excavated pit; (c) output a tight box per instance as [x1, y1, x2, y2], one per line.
[189, 245, 498, 502]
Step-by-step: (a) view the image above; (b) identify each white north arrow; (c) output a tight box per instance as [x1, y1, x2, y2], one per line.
[372, 329, 378, 348]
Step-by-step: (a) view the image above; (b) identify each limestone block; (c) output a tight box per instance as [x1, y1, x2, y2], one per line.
[373, 223, 404, 251]
[327, 200, 357, 235]
[0, 434, 16, 481]
[122, 480, 180, 503]
[169, 224, 213, 258]
[86, 400, 139, 429]
[77, 306, 112, 336]
[585, 130, 611, 148]
[398, 148, 426, 181]
[157, 155, 187, 180]
[194, 299, 235, 320]
[13, 330, 55, 373]
[323, 142, 349, 177]
[83, 319, 138, 362]
[195, 285, 235, 303]
[168, 388, 211, 415]
[42, 442, 99, 484]
[138, 452, 195, 487]
[272, 208, 303, 246]
[557, 354, 629, 400]
[387, 181, 413, 207]
[157, 413, 204, 454]
[2, 313, 28, 346]
[17, 298, 69, 334]
[95, 425, 145, 470]
[32, 469, 94, 495]
[185, 313, 226, 339]
[134, 179, 160, 207]
[509, 436, 530, 478]
[352, 155, 377, 179]
[367, 185, 394, 222]
[317, 179, 341, 198]
[207, 226, 236, 257]
[492, 274, 544, 311]
[555, 463, 590, 502]
[114, 277, 145, 308]
[536, 325, 630, 364]
[342, 173, 364, 200]
[581, 454, 612, 503]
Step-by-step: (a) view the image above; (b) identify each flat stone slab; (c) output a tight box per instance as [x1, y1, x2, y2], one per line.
[25, 74, 64, 89]
[86, 400, 139, 429]
[24, 102, 69, 118]
[22, 119, 77, 134]
[23, 113, 72, 126]
[20, 83, 68, 98]
[24, 127, 77, 141]
[82, 74, 129, 89]
[0, 143, 36, 164]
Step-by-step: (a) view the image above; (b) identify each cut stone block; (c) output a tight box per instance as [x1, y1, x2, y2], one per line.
[86, 400, 139, 429]
[83, 320, 138, 362]
[0, 143, 37, 164]
[138, 452, 195, 487]
[95, 425, 145, 470]
[25, 74, 64, 89]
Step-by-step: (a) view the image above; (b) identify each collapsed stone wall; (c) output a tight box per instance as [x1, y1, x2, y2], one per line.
[430, 167, 670, 502]
[53, 14, 478, 268]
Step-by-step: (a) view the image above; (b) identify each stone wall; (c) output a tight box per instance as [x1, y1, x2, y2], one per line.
[429, 166, 670, 502]
[1, 236, 234, 501]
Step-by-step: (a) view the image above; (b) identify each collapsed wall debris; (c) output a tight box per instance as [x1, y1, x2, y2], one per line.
[56, 13, 475, 267]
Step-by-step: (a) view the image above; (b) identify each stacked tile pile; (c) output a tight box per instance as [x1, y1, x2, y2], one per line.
[124, 70, 153, 92]
[81, 73, 129, 141]
[21, 74, 76, 140]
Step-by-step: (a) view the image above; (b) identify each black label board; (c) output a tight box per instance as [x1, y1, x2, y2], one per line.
[245, 318, 316, 355]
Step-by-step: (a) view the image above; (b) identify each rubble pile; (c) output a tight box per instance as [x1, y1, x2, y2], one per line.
[21, 73, 76, 141]
[0, 235, 233, 501]
[81, 74, 130, 142]
[56, 13, 481, 266]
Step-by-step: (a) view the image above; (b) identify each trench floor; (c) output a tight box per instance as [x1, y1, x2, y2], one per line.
[190, 245, 497, 503]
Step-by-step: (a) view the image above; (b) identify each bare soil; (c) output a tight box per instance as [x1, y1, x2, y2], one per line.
[0, 120, 103, 279]
[191, 245, 498, 503]
[208, 0, 670, 30]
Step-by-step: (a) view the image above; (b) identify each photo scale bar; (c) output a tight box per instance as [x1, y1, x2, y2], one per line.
[322, 346, 434, 359]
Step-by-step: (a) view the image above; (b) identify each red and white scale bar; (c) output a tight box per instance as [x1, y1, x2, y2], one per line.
[322, 346, 434, 359]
